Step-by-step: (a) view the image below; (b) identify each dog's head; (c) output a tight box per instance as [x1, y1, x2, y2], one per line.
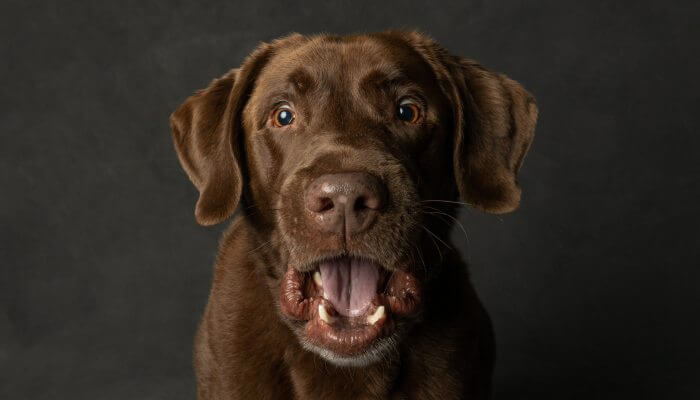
[170, 31, 536, 366]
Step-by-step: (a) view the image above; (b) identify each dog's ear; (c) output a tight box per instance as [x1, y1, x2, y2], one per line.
[449, 58, 538, 214]
[169, 44, 274, 225]
[398, 31, 538, 214]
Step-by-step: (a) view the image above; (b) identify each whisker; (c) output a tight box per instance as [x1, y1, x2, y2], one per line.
[421, 225, 452, 250]
[423, 211, 452, 228]
[419, 199, 473, 207]
[424, 227, 443, 262]
[414, 244, 427, 273]
[248, 239, 272, 255]
[422, 209, 471, 250]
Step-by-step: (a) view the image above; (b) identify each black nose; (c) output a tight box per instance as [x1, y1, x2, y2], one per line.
[305, 172, 387, 236]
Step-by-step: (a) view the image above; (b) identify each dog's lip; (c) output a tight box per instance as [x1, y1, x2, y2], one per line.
[305, 299, 392, 356]
[279, 255, 421, 356]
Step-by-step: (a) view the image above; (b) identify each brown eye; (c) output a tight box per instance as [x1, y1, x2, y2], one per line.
[272, 105, 295, 127]
[397, 100, 421, 124]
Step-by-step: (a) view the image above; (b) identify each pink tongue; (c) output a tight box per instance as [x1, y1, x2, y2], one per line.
[319, 257, 379, 317]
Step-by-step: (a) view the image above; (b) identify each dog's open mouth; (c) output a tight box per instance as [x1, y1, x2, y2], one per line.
[280, 255, 421, 356]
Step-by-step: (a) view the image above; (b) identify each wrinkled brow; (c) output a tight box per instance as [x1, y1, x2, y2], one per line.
[253, 68, 316, 129]
[358, 67, 424, 99]
[287, 68, 316, 95]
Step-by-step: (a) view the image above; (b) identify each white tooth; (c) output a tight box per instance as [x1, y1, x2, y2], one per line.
[366, 306, 385, 325]
[318, 304, 335, 324]
[313, 271, 323, 288]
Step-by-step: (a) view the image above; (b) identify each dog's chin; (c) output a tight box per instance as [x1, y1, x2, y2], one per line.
[299, 332, 400, 367]
[279, 254, 422, 366]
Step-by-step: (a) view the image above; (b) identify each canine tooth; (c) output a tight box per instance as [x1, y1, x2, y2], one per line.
[318, 304, 335, 324]
[366, 306, 385, 325]
[313, 271, 323, 288]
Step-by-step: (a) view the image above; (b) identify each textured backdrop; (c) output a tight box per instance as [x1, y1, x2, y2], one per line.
[2, 1, 699, 399]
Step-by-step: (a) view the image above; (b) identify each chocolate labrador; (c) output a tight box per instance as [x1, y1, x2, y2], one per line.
[170, 30, 537, 399]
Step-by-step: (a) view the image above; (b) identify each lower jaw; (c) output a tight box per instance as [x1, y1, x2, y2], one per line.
[304, 298, 394, 356]
[300, 331, 400, 367]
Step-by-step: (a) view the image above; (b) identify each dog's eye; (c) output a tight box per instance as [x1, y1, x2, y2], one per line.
[397, 100, 421, 124]
[272, 105, 295, 127]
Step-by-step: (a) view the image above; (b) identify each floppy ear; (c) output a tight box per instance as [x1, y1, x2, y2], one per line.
[396, 31, 537, 214]
[169, 44, 274, 225]
[449, 58, 538, 214]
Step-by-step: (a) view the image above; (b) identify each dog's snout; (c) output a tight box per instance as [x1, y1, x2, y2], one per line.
[305, 172, 387, 236]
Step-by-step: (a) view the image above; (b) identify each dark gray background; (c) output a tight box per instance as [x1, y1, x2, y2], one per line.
[2, 0, 699, 398]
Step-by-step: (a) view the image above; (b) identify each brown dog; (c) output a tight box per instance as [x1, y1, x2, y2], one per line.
[170, 30, 537, 399]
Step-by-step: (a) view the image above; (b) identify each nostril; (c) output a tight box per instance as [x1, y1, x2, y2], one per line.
[306, 193, 336, 214]
[354, 194, 383, 211]
[318, 197, 334, 213]
[354, 196, 367, 211]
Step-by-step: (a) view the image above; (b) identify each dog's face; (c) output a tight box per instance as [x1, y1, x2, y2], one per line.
[170, 31, 537, 366]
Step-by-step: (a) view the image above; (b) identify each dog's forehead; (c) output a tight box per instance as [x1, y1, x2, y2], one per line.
[256, 36, 429, 92]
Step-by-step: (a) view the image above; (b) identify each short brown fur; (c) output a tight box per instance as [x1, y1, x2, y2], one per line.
[170, 31, 537, 399]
